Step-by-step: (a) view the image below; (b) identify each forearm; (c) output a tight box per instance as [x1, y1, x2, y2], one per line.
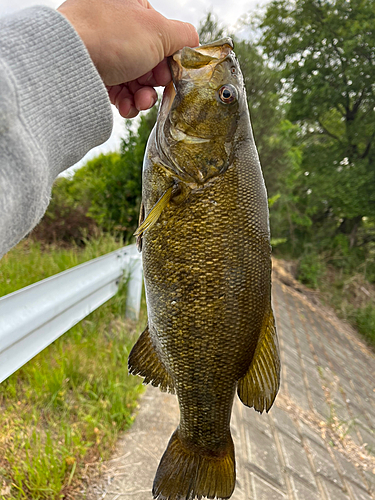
[0, 6, 112, 257]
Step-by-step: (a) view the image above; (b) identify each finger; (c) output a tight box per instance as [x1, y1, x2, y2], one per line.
[113, 85, 138, 118]
[160, 18, 199, 56]
[128, 79, 144, 96]
[107, 84, 125, 106]
[118, 98, 139, 118]
[113, 85, 132, 108]
[134, 86, 158, 111]
[137, 59, 171, 87]
[137, 70, 154, 86]
[152, 59, 172, 86]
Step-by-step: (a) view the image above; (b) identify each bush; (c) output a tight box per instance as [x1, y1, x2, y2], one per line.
[297, 252, 324, 289]
[31, 178, 99, 246]
[355, 304, 375, 345]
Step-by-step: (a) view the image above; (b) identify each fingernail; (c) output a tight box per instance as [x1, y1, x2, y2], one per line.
[148, 96, 157, 108]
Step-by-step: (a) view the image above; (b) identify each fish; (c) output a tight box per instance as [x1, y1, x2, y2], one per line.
[128, 37, 280, 500]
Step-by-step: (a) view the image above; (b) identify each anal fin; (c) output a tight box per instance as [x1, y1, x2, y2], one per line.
[238, 307, 280, 413]
[128, 324, 175, 393]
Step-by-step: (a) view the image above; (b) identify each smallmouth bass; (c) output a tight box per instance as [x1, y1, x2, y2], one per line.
[129, 38, 280, 500]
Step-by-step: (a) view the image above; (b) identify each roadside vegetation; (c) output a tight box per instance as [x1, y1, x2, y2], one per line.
[0, 237, 146, 499]
[199, 5, 375, 347]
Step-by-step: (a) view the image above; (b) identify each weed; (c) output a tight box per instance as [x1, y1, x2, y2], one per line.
[0, 238, 145, 499]
[0, 233, 123, 297]
[297, 252, 324, 289]
[355, 304, 375, 345]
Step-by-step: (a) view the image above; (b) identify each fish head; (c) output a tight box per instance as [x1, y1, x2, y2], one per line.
[156, 38, 246, 185]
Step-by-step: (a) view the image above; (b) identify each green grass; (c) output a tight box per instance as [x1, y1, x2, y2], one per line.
[0, 234, 125, 297]
[0, 236, 146, 499]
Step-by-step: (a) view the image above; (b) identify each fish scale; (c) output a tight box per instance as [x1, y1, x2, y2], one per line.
[129, 37, 280, 500]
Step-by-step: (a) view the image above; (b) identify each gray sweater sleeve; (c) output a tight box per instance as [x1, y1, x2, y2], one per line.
[0, 6, 113, 257]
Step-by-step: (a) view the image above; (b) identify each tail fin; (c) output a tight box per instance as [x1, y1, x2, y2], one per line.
[153, 429, 235, 500]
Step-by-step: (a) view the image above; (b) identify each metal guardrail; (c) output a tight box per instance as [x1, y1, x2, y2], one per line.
[0, 244, 143, 384]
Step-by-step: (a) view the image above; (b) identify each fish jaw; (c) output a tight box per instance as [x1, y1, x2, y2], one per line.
[155, 39, 244, 185]
[156, 81, 175, 129]
[170, 37, 234, 84]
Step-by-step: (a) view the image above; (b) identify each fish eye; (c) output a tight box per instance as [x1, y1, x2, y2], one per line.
[218, 84, 237, 104]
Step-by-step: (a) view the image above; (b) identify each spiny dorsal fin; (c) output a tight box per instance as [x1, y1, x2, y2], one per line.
[134, 187, 173, 238]
[128, 324, 175, 394]
[237, 307, 280, 413]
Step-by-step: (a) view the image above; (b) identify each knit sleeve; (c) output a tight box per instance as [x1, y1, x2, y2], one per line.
[0, 6, 113, 257]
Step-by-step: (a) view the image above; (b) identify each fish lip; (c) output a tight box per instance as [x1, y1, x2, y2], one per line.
[169, 125, 212, 144]
[155, 82, 176, 156]
[168, 37, 234, 87]
[167, 56, 178, 89]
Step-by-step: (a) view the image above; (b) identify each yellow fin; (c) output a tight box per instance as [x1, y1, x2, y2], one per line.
[134, 187, 173, 237]
[153, 429, 235, 500]
[128, 324, 175, 393]
[237, 307, 280, 413]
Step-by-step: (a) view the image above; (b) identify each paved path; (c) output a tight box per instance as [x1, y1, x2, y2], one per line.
[87, 279, 375, 500]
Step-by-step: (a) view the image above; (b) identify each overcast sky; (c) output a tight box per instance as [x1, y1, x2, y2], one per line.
[0, 0, 265, 173]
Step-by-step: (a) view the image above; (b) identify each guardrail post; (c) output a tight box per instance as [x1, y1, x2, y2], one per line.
[125, 254, 143, 321]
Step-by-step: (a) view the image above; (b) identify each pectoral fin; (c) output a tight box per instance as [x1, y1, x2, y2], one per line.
[134, 187, 173, 237]
[128, 324, 175, 393]
[237, 308, 280, 413]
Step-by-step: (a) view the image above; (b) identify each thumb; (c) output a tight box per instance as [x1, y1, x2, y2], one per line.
[160, 18, 199, 57]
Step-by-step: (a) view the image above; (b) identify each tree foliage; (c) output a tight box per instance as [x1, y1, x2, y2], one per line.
[43, 108, 157, 244]
[198, 13, 294, 200]
[198, 12, 225, 44]
[256, 0, 375, 258]
[80, 107, 157, 239]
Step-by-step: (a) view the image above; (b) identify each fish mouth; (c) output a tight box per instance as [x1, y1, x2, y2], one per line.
[159, 38, 234, 146]
[156, 38, 234, 159]
[168, 37, 234, 88]
[169, 126, 210, 144]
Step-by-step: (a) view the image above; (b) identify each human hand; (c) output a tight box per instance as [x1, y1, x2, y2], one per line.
[57, 0, 199, 118]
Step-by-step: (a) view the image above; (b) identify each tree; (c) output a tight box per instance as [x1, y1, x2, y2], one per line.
[198, 12, 225, 44]
[197, 13, 303, 246]
[257, 0, 375, 248]
[43, 107, 157, 243]
[82, 107, 157, 240]
[234, 40, 293, 197]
